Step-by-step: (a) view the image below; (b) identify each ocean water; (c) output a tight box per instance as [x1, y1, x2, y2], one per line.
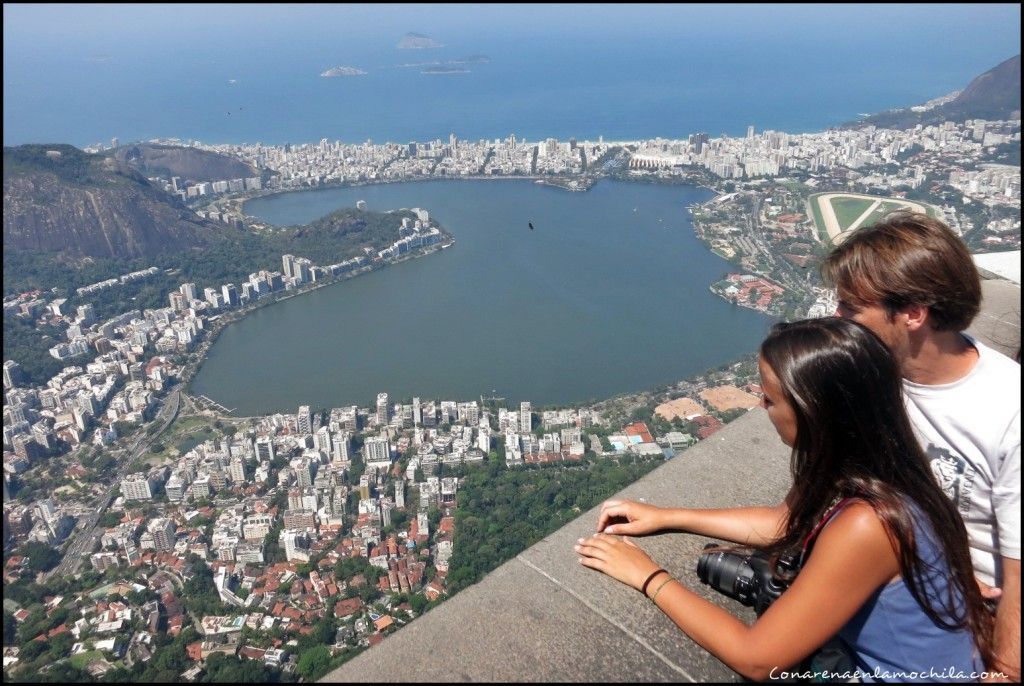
[3, 5, 1020, 147]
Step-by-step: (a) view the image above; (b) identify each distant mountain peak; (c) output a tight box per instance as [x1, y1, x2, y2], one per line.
[850, 54, 1021, 129]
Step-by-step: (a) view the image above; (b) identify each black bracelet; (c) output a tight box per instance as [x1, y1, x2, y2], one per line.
[640, 568, 668, 596]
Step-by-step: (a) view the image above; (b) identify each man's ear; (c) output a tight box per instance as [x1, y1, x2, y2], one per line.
[900, 303, 929, 332]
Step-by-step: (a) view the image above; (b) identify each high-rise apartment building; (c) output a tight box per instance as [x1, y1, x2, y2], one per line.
[221, 284, 239, 307]
[376, 393, 389, 425]
[282, 529, 310, 562]
[314, 426, 332, 453]
[228, 458, 246, 484]
[121, 473, 156, 501]
[458, 402, 479, 425]
[331, 432, 351, 463]
[364, 436, 391, 467]
[288, 487, 319, 512]
[148, 517, 177, 552]
[242, 514, 273, 541]
[3, 361, 24, 389]
[282, 509, 315, 532]
[293, 458, 315, 487]
[519, 401, 532, 433]
[169, 292, 186, 311]
[255, 436, 275, 462]
[180, 283, 198, 302]
[296, 405, 312, 435]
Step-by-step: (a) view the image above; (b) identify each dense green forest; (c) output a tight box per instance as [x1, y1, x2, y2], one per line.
[3, 207, 427, 386]
[445, 455, 663, 594]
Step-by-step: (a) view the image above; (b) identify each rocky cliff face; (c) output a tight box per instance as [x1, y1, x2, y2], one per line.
[114, 142, 261, 182]
[3, 144, 229, 259]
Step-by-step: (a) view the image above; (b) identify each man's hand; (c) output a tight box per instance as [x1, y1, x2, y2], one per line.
[977, 577, 1002, 601]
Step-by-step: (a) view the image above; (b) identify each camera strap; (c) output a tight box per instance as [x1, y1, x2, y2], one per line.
[799, 497, 858, 566]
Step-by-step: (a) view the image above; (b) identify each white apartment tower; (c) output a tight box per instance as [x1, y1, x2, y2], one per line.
[121, 473, 156, 501]
[519, 401, 532, 433]
[296, 405, 312, 435]
[314, 426, 332, 454]
[255, 436, 275, 462]
[228, 458, 246, 484]
[376, 393, 389, 425]
[331, 432, 351, 463]
[364, 436, 391, 467]
[180, 282, 198, 302]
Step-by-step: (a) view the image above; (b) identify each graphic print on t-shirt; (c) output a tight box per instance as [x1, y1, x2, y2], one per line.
[927, 444, 975, 515]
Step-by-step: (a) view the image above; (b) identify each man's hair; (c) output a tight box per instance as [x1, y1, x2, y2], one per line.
[821, 212, 981, 331]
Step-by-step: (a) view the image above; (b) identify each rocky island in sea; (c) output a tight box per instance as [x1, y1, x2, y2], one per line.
[320, 66, 367, 77]
[397, 32, 444, 49]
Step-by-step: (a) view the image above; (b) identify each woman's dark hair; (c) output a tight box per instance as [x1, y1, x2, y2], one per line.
[759, 317, 993, 666]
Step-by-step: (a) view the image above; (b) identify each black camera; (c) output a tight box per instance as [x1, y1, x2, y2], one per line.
[696, 543, 799, 616]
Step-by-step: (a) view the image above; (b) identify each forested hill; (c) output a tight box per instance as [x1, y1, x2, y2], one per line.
[848, 54, 1021, 130]
[3, 144, 230, 259]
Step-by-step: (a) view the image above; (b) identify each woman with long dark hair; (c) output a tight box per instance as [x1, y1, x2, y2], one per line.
[575, 318, 993, 681]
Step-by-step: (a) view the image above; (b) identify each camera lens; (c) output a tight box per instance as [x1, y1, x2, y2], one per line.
[697, 544, 758, 606]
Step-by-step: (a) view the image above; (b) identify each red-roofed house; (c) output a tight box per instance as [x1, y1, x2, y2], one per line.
[334, 597, 363, 619]
[694, 415, 724, 440]
[239, 646, 266, 661]
[424, 580, 445, 602]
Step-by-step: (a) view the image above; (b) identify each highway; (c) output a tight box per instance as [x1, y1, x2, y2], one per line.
[46, 386, 182, 580]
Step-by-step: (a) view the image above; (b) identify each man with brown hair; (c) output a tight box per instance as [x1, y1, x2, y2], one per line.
[823, 212, 1020, 680]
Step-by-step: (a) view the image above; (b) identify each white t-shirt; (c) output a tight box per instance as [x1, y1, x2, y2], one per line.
[902, 336, 1021, 587]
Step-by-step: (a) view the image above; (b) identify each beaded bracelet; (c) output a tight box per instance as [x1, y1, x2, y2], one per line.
[640, 568, 668, 596]
[650, 575, 674, 602]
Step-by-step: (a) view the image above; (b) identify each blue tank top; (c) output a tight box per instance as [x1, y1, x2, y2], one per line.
[836, 503, 982, 683]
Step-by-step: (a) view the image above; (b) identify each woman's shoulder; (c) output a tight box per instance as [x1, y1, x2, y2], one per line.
[817, 499, 894, 553]
[803, 499, 902, 590]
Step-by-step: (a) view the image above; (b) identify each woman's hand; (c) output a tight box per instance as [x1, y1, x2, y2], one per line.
[596, 499, 667, 536]
[575, 532, 662, 592]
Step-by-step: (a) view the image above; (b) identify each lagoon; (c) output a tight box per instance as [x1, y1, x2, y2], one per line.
[191, 179, 772, 415]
